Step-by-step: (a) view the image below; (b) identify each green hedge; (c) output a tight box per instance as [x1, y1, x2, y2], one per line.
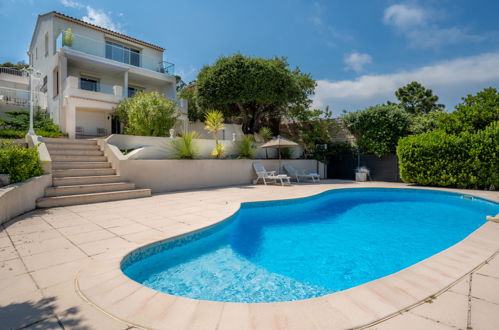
[397, 122, 498, 190]
[0, 129, 67, 139]
[0, 141, 44, 184]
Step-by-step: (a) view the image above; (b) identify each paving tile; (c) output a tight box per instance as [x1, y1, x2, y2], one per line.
[0, 289, 54, 330]
[22, 246, 88, 271]
[0, 244, 19, 261]
[448, 275, 470, 296]
[121, 229, 166, 245]
[31, 259, 89, 289]
[410, 291, 468, 328]
[0, 273, 39, 302]
[0, 257, 27, 279]
[367, 312, 455, 329]
[57, 223, 102, 236]
[65, 229, 117, 245]
[470, 297, 499, 330]
[106, 223, 152, 236]
[15, 237, 75, 257]
[471, 273, 499, 305]
[9, 229, 63, 245]
[476, 257, 499, 279]
[0, 235, 12, 248]
[78, 236, 137, 256]
[23, 316, 63, 329]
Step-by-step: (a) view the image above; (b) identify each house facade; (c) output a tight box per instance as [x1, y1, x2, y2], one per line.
[29, 11, 186, 138]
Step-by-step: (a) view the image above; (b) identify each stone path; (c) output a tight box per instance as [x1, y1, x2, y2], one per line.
[0, 181, 497, 329]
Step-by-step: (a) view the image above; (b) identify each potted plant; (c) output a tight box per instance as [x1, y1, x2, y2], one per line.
[62, 28, 74, 47]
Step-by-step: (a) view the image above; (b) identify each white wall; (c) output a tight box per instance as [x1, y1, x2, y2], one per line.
[75, 109, 112, 136]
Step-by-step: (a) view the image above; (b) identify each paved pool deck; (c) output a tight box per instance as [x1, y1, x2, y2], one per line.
[0, 181, 498, 330]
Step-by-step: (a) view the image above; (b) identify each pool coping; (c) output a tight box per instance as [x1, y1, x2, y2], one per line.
[75, 185, 499, 329]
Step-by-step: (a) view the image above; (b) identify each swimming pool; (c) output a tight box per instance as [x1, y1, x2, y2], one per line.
[122, 188, 498, 303]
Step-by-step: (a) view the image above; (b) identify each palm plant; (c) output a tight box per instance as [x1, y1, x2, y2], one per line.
[204, 110, 225, 158]
[259, 127, 273, 159]
[235, 135, 257, 159]
[171, 131, 199, 159]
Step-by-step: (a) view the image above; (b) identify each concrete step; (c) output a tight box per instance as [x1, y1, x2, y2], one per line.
[48, 149, 104, 156]
[52, 162, 111, 170]
[52, 168, 116, 178]
[46, 143, 101, 151]
[43, 138, 97, 145]
[37, 189, 151, 208]
[51, 155, 108, 162]
[53, 175, 123, 186]
[45, 182, 136, 197]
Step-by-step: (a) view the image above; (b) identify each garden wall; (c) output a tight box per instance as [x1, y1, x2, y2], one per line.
[99, 139, 322, 192]
[0, 174, 52, 224]
[327, 153, 401, 182]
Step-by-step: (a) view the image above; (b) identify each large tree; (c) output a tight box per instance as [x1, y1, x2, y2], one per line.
[394, 81, 444, 115]
[196, 54, 316, 133]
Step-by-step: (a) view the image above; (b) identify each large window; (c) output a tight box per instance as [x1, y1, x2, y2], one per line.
[127, 86, 143, 98]
[105, 41, 140, 67]
[80, 77, 99, 92]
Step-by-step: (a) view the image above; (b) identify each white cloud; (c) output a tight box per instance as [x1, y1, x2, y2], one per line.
[61, 0, 84, 9]
[82, 7, 122, 32]
[344, 52, 372, 73]
[383, 3, 484, 48]
[60, 0, 122, 32]
[312, 52, 499, 113]
[383, 4, 425, 28]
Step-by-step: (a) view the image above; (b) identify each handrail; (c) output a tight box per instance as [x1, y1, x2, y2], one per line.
[0, 67, 26, 77]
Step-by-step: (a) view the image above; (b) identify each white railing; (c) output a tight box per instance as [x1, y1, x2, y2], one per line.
[0, 67, 26, 77]
[0, 87, 47, 109]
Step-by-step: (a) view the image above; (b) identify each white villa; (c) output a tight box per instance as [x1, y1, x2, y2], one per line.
[25, 11, 186, 138]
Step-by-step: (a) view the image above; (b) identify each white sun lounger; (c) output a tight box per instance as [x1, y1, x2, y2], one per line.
[283, 164, 320, 183]
[253, 162, 291, 186]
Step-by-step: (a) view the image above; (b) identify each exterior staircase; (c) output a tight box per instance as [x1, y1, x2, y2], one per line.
[36, 138, 151, 208]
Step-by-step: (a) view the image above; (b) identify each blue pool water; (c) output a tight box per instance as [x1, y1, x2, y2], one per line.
[122, 188, 498, 303]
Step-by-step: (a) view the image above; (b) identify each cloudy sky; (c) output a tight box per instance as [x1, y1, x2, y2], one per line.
[0, 0, 498, 115]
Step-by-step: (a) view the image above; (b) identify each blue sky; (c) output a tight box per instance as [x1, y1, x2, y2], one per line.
[0, 0, 498, 114]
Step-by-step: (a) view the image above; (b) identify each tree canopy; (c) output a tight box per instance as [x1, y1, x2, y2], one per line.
[195, 54, 316, 133]
[394, 81, 444, 115]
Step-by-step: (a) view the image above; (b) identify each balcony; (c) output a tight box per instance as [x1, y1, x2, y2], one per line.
[0, 87, 47, 109]
[64, 76, 123, 104]
[56, 31, 174, 76]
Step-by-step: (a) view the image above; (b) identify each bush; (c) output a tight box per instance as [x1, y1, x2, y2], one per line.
[0, 141, 44, 183]
[343, 104, 412, 157]
[397, 123, 498, 190]
[234, 135, 256, 159]
[0, 129, 67, 139]
[0, 109, 63, 133]
[115, 91, 179, 137]
[170, 131, 199, 159]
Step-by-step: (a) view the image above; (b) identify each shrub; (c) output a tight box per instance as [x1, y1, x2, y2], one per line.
[0, 109, 63, 133]
[171, 131, 199, 159]
[115, 91, 179, 137]
[0, 141, 44, 183]
[211, 142, 225, 158]
[234, 135, 256, 159]
[438, 88, 499, 134]
[343, 104, 412, 157]
[0, 130, 67, 139]
[397, 123, 498, 190]
[279, 147, 293, 159]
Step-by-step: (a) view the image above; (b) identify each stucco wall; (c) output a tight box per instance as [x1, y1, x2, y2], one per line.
[0, 174, 52, 224]
[117, 159, 321, 193]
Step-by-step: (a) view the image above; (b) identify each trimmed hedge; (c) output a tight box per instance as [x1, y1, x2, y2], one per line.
[0, 142, 44, 184]
[397, 122, 498, 190]
[0, 129, 68, 139]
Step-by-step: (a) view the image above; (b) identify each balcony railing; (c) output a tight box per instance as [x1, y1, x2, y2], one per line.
[0, 67, 26, 77]
[0, 87, 47, 109]
[56, 31, 175, 75]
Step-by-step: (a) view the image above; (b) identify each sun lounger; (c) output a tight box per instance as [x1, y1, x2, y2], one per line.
[253, 162, 291, 186]
[283, 164, 320, 183]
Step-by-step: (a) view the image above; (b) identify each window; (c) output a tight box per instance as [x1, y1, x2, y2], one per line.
[105, 41, 140, 67]
[127, 86, 142, 97]
[80, 77, 99, 92]
[53, 68, 59, 97]
[45, 33, 49, 57]
[35, 47, 38, 60]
